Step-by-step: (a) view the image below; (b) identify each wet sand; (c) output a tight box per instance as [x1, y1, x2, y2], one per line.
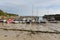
[0, 29, 60, 40]
[0, 23, 60, 40]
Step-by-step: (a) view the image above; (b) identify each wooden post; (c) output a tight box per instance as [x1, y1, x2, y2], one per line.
[1, 16, 4, 27]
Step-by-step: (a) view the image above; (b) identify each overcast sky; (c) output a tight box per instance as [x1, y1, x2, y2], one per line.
[0, 0, 60, 16]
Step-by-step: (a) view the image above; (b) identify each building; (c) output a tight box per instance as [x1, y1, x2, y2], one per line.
[43, 14, 60, 21]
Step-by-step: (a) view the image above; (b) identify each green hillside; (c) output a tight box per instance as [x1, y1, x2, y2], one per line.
[0, 9, 18, 16]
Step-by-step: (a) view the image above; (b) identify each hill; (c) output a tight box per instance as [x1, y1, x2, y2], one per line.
[0, 9, 18, 16]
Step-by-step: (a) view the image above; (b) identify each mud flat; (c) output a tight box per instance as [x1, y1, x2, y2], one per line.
[0, 23, 60, 40]
[0, 29, 60, 40]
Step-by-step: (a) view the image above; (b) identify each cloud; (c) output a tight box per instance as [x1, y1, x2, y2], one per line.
[0, 0, 60, 16]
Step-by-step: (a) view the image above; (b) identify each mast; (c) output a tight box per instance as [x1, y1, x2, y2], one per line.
[32, 5, 33, 16]
[37, 7, 38, 16]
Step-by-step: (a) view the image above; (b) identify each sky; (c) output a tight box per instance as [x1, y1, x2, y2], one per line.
[0, 0, 60, 16]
